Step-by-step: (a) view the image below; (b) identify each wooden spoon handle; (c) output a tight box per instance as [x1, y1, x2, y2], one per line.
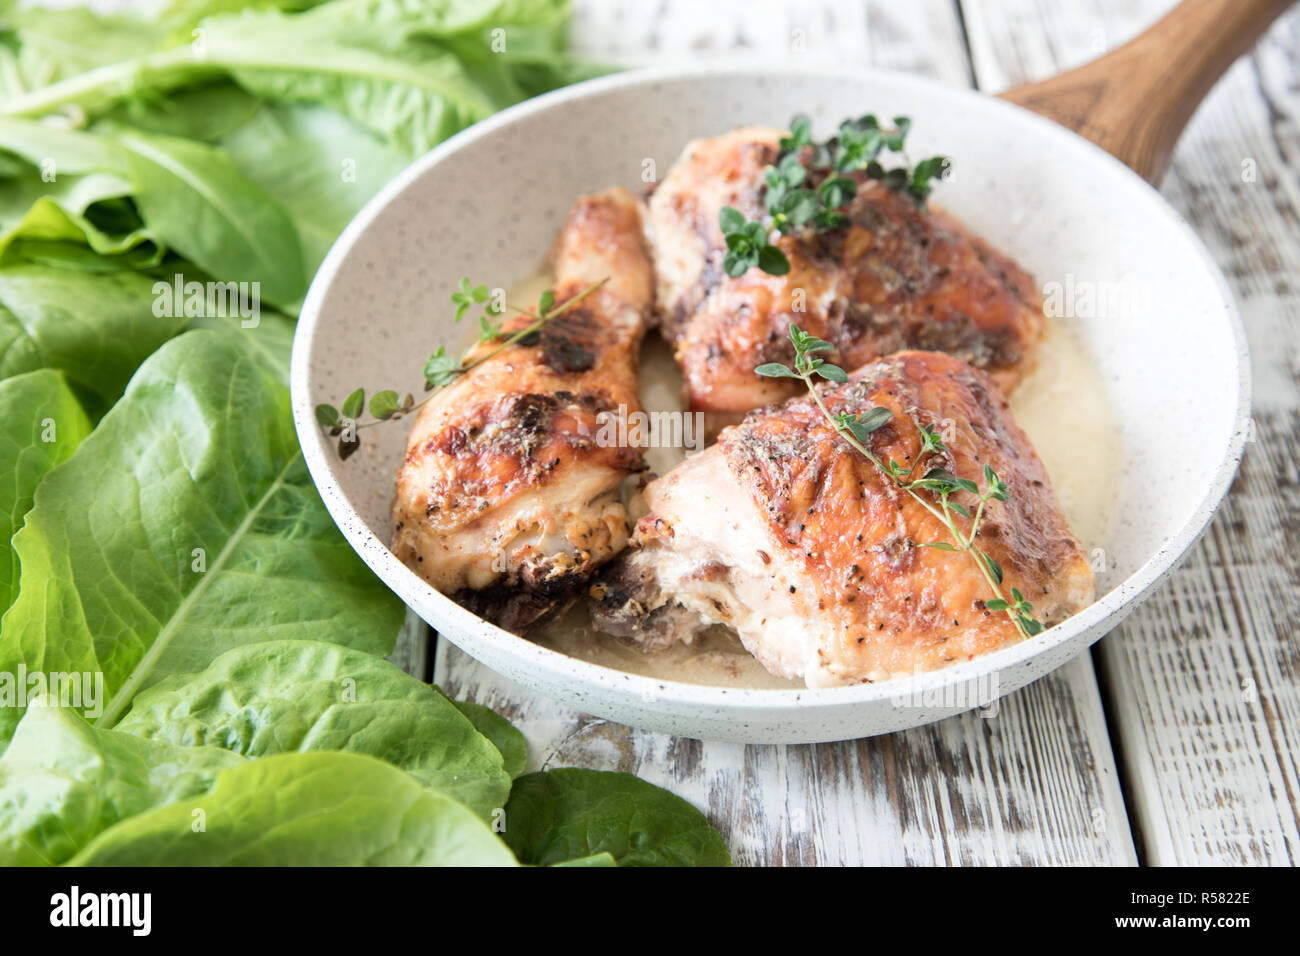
[998, 0, 1294, 183]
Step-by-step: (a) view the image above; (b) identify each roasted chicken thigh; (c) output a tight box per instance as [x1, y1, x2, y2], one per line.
[646, 127, 1045, 426]
[392, 188, 654, 630]
[591, 350, 1093, 688]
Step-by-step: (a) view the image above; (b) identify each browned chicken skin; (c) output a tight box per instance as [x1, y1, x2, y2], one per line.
[647, 127, 1044, 428]
[592, 351, 1093, 687]
[391, 188, 654, 630]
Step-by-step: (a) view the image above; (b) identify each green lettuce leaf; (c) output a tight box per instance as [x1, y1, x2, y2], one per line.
[197, 1, 495, 155]
[0, 706, 244, 866]
[551, 851, 617, 866]
[114, 640, 511, 819]
[0, 118, 306, 307]
[0, 369, 91, 611]
[0, 328, 403, 745]
[111, 128, 307, 307]
[448, 695, 528, 778]
[217, 102, 411, 280]
[0, 259, 186, 408]
[69, 751, 517, 866]
[0, 118, 149, 255]
[1, 0, 581, 155]
[0, 168, 148, 257]
[502, 768, 732, 867]
[0, 2, 327, 97]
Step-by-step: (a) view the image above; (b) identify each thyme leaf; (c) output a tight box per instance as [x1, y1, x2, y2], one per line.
[719, 113, 951, 278]
[756, 324, 1044, 639]
[318, 275, 608, 459]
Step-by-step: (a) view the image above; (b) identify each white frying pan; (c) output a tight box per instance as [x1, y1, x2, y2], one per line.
[291, 0, 1281, 742]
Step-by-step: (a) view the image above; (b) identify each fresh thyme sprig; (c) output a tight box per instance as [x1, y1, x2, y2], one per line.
[720, 113, 951, 278]
[756, 324, 1044, 640]
[315, 276, 607, 460]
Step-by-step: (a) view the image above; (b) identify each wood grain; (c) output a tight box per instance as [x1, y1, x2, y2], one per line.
[567, 0, 973, 85]
[965, 0, 1300, 864]
[389, 607, 432, 682]
[431, 0, 1140, 866]
[436, 643, 1136, 865]
[998, 0, 1294, 183]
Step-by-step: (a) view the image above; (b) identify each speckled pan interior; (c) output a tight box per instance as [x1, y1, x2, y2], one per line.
[291, 65, 1250, 743]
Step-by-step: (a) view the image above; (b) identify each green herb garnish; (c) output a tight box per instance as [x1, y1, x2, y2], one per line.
[756, 324, 1044, 640]
[317, 275, 607, 459]
[720, 113, 951, 278]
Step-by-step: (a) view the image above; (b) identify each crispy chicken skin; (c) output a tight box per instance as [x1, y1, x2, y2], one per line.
[591, 351, 1093, 688]
[646, 127, 1044, 427]
[391, 188, 654, 631]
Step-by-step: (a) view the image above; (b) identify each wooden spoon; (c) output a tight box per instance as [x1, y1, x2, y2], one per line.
[999, 0, 1294, 183]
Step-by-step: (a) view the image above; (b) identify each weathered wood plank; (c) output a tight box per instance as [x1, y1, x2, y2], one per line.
[568, 0, 972, 86]
[432, 0, 1139, 866]
[389, 607, 432, 682]
[436, 643, 1135, 865]
[961, 0, 1165, 93]
[964, 0, 1300, 864]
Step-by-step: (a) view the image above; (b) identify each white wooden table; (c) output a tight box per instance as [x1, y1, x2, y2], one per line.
[418, 0, 1300, 865]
